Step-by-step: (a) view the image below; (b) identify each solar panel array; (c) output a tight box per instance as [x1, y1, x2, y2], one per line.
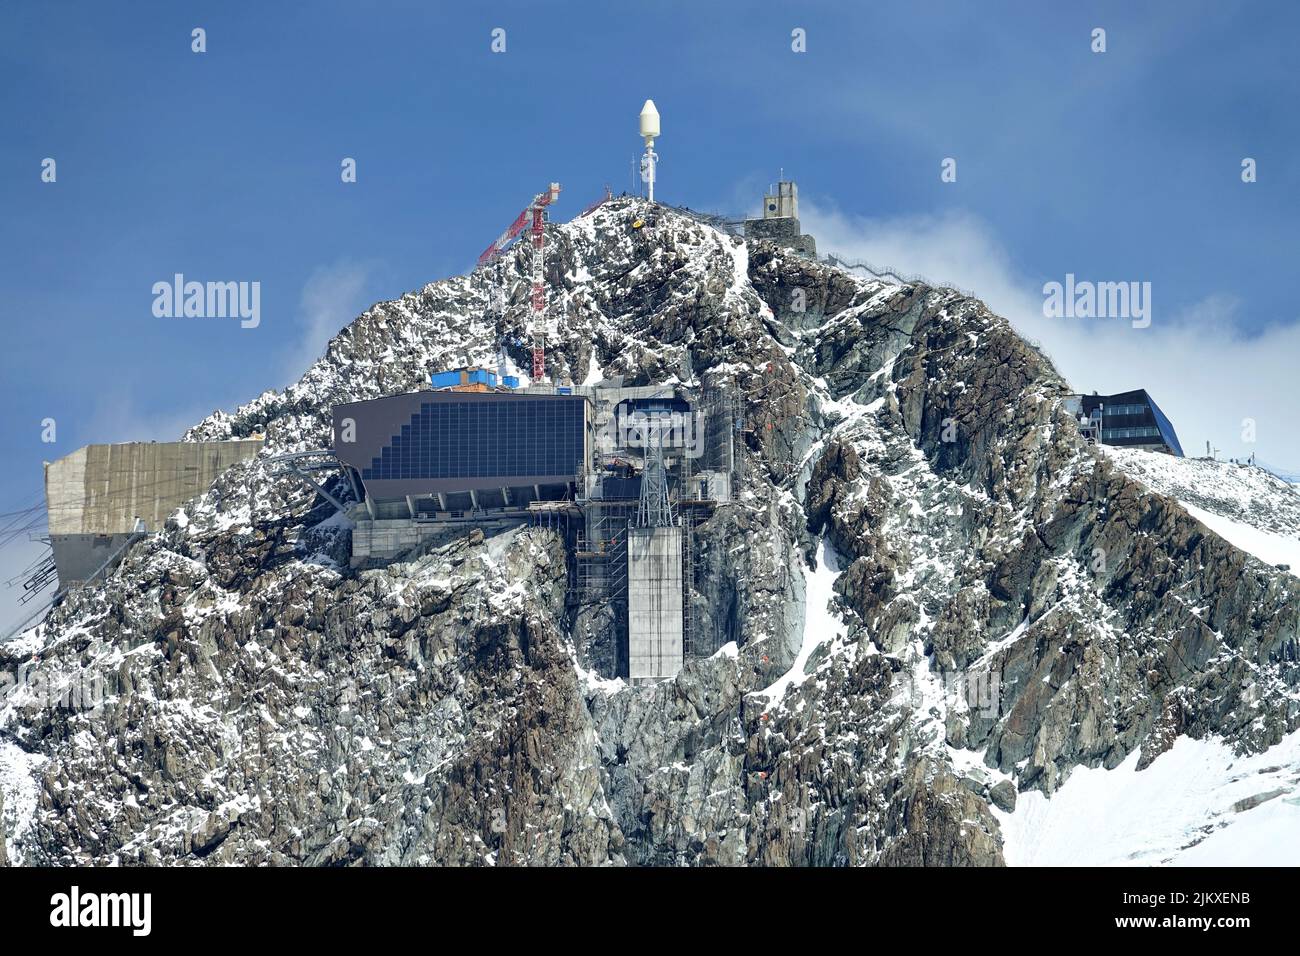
[361, 397, 585, 482]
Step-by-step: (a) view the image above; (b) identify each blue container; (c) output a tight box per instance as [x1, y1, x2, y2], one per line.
[556, 386, 572, 394]
[502, 376, 520, 389]
[430, 370, 461, 389]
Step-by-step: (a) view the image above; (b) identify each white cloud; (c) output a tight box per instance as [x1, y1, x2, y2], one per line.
[80, 392, 212, 445]
[802, 200, 1300, 470]
[285, 260, 376, 382]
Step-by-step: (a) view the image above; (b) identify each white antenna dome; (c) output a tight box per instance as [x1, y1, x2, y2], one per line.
[639, 99, 660, 142]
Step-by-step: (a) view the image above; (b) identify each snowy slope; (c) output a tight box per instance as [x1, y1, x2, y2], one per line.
[997, 727, 1300, 866]
[989, 445, 1300, 865]
[1102, 446, 1300, 575]
[1182, 504, 1300, 576]
[0, 740, 44, 865]
[759, 536, 850, 707]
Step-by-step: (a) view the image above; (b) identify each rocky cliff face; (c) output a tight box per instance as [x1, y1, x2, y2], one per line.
[1, 199, 1297, 865]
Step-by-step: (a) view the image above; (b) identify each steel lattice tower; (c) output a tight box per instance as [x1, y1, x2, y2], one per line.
[635, 423, 675, 528]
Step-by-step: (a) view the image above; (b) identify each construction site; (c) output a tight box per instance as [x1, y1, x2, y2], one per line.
[14, 374, 741, 686]
[4, 101, 749, 684]
[7, 93, 1209, 688]
[329, 373, 739, 683]
[3, 95, 1212, 689]
[19, 363, 742, 688]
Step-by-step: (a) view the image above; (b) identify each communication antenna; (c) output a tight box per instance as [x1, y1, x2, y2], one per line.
[639, 99, 660, 203]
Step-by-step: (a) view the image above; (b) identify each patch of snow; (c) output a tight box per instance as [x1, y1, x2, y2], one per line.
[761, 537, 846, 706]
[996, 727, 1300, 866]
[499, 349, 531, 388]
[1181, 503, 1300, 577]
[312, 509, 354, 530]
[947, 745, 1015, 786]
[575, 660, 625, 697]
[969, 616, 1029, 672]
[0, 740, 46, 865]
[481, 525, 522, 568]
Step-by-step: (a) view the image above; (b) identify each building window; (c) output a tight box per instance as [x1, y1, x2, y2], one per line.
[1102, 426, 1161, 441]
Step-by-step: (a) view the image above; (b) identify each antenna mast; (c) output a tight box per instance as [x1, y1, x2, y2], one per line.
[639, 100, 660, 203]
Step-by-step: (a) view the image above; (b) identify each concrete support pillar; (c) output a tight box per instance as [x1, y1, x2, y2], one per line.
[627, 526, 684, 685]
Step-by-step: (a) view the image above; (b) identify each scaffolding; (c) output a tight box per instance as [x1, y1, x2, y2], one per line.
[572, 502, 632, 604]
[681, 506, 703, 658]
[563, 379, 743, 682]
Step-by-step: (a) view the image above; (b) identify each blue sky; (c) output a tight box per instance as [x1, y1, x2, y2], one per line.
[2, 0, 1297, 627]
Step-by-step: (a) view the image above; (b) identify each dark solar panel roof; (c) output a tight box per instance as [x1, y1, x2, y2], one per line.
[360, 397, 585, 482]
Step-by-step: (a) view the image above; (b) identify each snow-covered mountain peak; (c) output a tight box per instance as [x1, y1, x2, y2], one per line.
[4, 199, 1299, 867]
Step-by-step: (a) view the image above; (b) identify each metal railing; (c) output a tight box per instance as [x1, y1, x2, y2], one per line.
[821, 251, 978, 299]
[657, 204, 746, 236]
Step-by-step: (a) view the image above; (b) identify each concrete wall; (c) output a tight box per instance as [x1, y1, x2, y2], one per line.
[744, 216, 817, 257]
[50, 532, 136, 587]
[44, 440, 263, 585]
[627, 526, 683, 685]
[45, 440, 264, 535]
[351, 517, 433, 565]
[762, 181, 799, 220]
[350, 513, 528, 566]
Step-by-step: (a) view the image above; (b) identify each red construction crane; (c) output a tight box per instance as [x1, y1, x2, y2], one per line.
[477, 183, 561, 382]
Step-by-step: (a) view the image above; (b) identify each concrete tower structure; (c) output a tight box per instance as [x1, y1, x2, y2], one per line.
[763, 181, 799, 220]
[627, 525, 683, 685]
[627, 424, 683, 686]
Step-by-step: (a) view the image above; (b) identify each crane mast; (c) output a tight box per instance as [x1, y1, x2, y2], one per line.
[477, 183, 561, 383]
[529, 200, 547, 380]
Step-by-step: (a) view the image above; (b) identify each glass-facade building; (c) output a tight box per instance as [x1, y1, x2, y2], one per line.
[1074, 389, 1183, 456]
[332, 390, 592, 502]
